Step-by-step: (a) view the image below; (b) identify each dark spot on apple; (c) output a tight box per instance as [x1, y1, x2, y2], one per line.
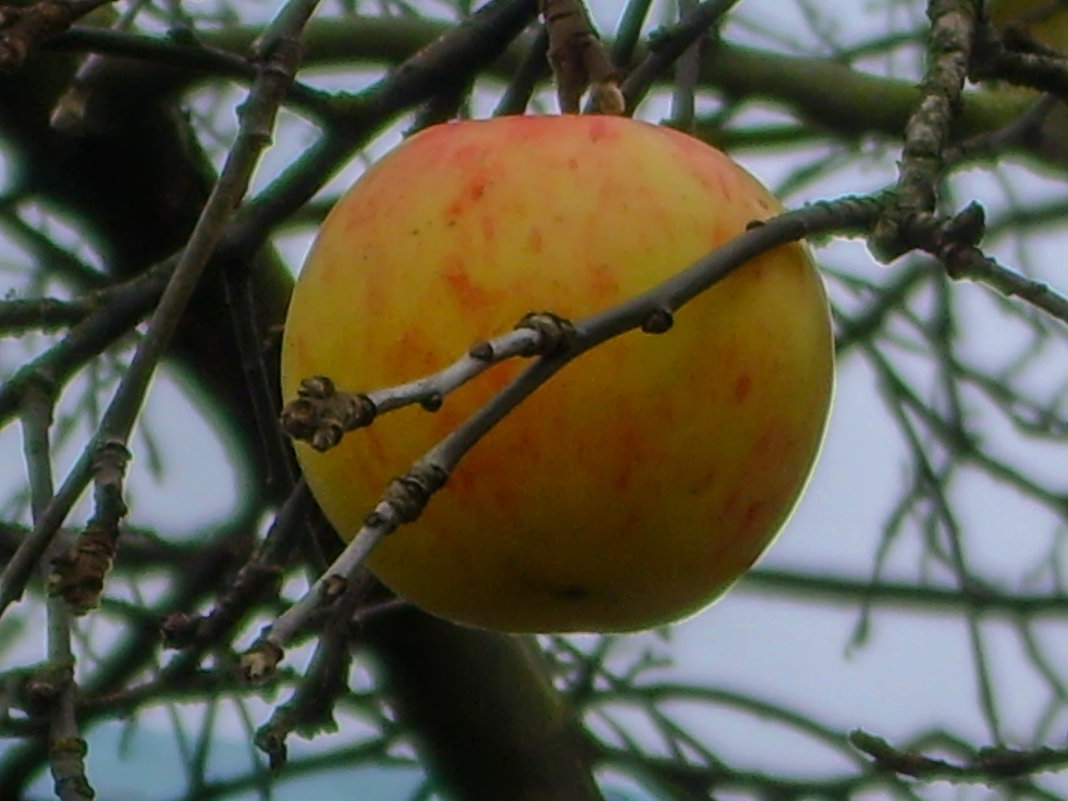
[554, 584, 590, 601]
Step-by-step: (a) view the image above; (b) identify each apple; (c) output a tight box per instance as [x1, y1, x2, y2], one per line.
[280, 114, 834, 633]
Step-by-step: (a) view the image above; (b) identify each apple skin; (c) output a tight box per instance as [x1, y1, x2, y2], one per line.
[281, 114, 834, 633]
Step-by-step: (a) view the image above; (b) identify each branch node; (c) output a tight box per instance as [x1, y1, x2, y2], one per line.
[25, 661, 73, 710]
[641, 307, 674, 334]
[280, 375, 376, 451]
[468, 340, 495, 361]
[514, 311, 577, 356]
[420, 392, 444, 412]
[253, 725, 288, 771]
[49, 521, 119, 615]
[321, 572, 348, 601]
[241, 638, 285, 684]
[373, 463, 448, 527]
[0, 0, 76, 73]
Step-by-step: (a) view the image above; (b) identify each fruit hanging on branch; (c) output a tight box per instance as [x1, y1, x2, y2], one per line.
[280, 114, 834, 633]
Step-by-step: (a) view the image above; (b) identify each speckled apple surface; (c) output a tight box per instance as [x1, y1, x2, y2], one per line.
[281, 114, 834, 633]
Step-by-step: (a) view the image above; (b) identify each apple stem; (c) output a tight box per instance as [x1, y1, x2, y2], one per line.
[540, 0, 623, 113]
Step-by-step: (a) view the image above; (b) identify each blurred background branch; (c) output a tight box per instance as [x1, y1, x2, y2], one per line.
[1, 0, 1068, 799]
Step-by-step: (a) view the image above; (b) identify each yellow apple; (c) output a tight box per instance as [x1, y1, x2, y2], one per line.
[280, 114, 833, 633]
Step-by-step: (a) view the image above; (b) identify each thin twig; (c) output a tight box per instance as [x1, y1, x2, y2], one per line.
[494, 23, 549, 116]
[48, 25, 334, 119]
[0, 0, 320, 620]
[872, 0, 979, 259]
[0, 0, 116, 72]
[20, 377, 93, 800]
[609, 0, 654, 67]
[669, 0, 701, 133]
[621, 0, 739, 113]
[851, 730, 1068, 782]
